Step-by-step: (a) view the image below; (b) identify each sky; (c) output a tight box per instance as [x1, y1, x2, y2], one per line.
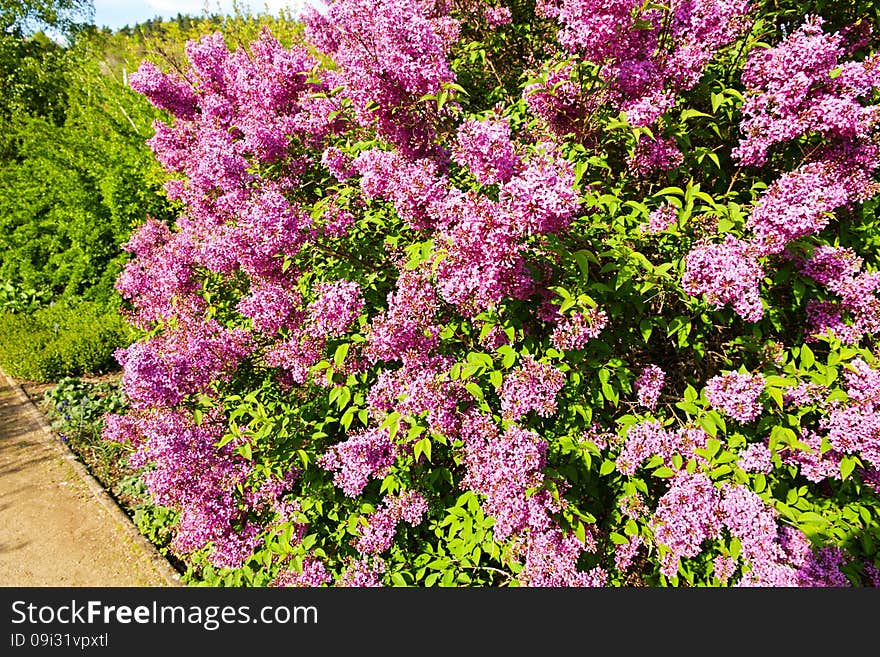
[91, 0, 314, 31]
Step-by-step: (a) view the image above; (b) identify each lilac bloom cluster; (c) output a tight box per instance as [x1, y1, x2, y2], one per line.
[306, 280, 364, 338]
[237, 280, 301, 335]
[356, 491, 428, 554]
[364, 266, 441, 363]
[271, 557, 332, 587]
[104, 408, 260, 569]
[337, 557, 386, 587]
[453, 117, 520, 185]
[820, 359, 880, 471]
[737, 442, 774, 474]
[617, 420, 709, 475]
[116, 320, 252, 410]
[498, 355, 566, 421]
[733, 16, 880, 168]
[367, 356, 466, 437]
[747, 143, 880, 256]
[536, 0, 750, 176]
[801, 246, 880, 344]
[460, 413, 548, 542]
[304, 0, 459, 155]
[614, 535, 643, 573]
[483, 4, 512, 26]
[642, 203, 678, 235]
[778, 429, 842, 483]
[354, 148, 447, 231]
[682, 19, 880, 321]
[628, 135, 684, 178]
[550, 308, 608, 351]
[460, 412, 603, 586]
[516, 527, 607, 587]
[783, 382, 826, 408]
[523, 60, 593, 138]
[704, 371, 765, 423]
[317, 426, 397, 497]
[651, 472, 849, 584]
[737, 527, 850, 587]
[682, 235, 765, 322]
[634, 364, 665, 410]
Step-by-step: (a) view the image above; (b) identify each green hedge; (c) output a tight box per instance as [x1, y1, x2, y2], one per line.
[0, 301, 132, 381]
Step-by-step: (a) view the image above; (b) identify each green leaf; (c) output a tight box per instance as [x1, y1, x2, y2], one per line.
[465, 381, 484, 401]
[653, 466, 676, 478]
[800, 344, 815, 369]
[600, 459, 617, 476]
[414, 436, 432, 462]
[840, 456, 856, 480]
[334, 343, 350, 367]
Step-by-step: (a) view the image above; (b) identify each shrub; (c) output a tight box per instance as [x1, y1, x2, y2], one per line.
[0, 301, 133, 381]
[106, 0, 880, 587]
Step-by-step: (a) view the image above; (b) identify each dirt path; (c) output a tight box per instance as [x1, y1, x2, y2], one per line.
[0, 369, 181, 586]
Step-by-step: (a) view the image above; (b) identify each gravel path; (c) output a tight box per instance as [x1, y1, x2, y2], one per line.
[0, 369, 181, 586]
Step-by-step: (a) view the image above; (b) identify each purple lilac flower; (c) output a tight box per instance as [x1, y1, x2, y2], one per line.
[271, 558, 331, 587]
[356, 491, 428, 554]
[318, 426, 397, 497]
[682, 236, 765, 322]
[498, 355, 566, 421]
[705, 371, 765, 423]
[737, 441, 773, 474]
[634, 364, 665, 409]
[550, 308, 608, 351]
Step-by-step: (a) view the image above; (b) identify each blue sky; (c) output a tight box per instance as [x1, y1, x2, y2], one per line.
[92, 1, 313, 31]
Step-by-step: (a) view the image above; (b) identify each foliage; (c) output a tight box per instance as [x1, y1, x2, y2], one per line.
[0, 4, 302, 309]
[105, 0, 880, 587]
[0, 301, 133, 381]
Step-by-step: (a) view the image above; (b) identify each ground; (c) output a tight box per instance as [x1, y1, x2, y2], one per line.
[0, 369, 181, 587]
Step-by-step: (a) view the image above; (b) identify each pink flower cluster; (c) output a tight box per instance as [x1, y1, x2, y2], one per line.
[628, 135, 684, 178]
[116, 320, 252, 409]
[523, 60, 592, 138]
[304, 0, 459, 155]
[681, 236, 765, 322]
[642, 203, 678, 234]
[366, 356, 466, 437]
[651, 472, 849, 585]
[535, 0, 750, 164]
[737, 442, 773, 474]
[271, 557, 332, 587]
[460, 413, 548, 542]
[820, 359, 880, 471]
[747, 143, 880, 255]
[681, 18, 880, 322]
[364, 266, 441, 363]
[104, 408, 260, 569]
[354, 148, 447, 231]
[317, 426, 397, 497]
[634, 364, 665, 410]
[337, 557, 386, 587]
[460, 411, 603, 586]
[453, 117, 520, 185]
[498, 355, 566, 421]
[356, 491, 428, 554]
[550, 308, 608, 351]
[704, 371, 765, 423]
[616, 420, 709, 475]
[306, 280, 364, 338]
[802, 246, 880, 344]
[733, 16, 880, 168]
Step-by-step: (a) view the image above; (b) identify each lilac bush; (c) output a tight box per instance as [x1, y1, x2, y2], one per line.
[106, 0, 880, 587]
